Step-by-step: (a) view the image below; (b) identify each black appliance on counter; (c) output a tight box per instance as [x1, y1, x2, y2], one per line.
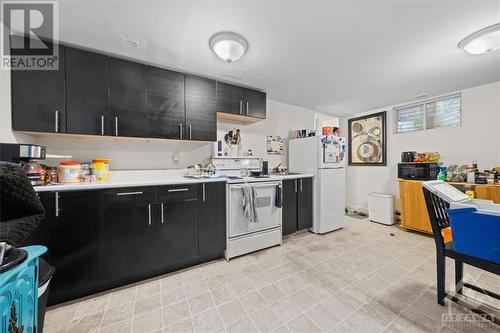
[0, 143, 47, 185]
[398, 163, 440, 180]
[401, 151, 416, 163]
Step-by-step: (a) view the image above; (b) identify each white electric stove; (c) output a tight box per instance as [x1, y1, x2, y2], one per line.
[212, 157, 282, 260]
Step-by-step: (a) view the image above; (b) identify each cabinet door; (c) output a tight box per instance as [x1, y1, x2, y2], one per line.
[20, 192, 53, 261]
[185, 75, 217, 141]
[215, 81, 246, 116]
[109, 57, 148, 137]
[245, 88, 266, 119]
[146, 66, 185, 139]
[159, 198, 198, 268]
[198, 182, 226, 258]
[66, 48, 110, 135]
[282, 179, 298, 235]
[49, 191, 102, 297]
[399, 181, 432, 233]
[102, 203, 159, 281]
[10, 36, 66, 133]
[297, 178, 313, 231]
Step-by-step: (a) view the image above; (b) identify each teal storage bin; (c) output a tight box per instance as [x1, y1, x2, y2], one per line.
[0, 246, 47, 333]
[448, 207, 500, 264]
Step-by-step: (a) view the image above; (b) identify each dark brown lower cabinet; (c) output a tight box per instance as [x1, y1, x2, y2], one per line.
[282, 177, 313, 235]
[28, 182, 226, 305]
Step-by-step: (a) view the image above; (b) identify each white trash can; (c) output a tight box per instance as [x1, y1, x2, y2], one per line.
[368, 193, 394, 225]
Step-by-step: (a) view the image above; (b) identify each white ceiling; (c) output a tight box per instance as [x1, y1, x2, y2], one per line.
[56, 0, 500, 115]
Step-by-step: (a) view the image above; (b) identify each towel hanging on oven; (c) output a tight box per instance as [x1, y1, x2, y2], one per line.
[242, 186, 259, 223]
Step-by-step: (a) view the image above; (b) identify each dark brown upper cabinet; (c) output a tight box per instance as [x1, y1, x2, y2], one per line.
[11, 35, 66, 133]
[185, 75, 217, 141]
[216, 81, 266, 120]
[66, 48, 110, 135]
[146, 66, 185, 139]
[109, 57, 148, 138]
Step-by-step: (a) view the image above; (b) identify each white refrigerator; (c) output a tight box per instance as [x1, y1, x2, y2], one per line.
[289, 135, 346, 234]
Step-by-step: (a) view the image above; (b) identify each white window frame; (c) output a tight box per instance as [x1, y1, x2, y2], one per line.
[394, 93, 461, 134]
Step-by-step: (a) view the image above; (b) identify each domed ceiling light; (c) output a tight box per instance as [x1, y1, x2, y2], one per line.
[458, 23, 500, 55]
[209, 32, 248, 63]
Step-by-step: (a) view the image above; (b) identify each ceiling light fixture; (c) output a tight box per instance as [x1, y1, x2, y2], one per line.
[209, 32, 248, 63]
[458, 23, 500, 55]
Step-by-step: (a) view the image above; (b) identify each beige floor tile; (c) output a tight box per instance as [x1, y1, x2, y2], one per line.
[249, 306, 283, 332]
[131, 308, 162, 333]
[74, 296, 109, 319]
[163, 318, 194, 333]
[217, 299, 247, 325]
[43, 321, 70, 333]
[160, 274, 183, 291]
[271, 297, 302, 324]
[134, 293, 162, 316]
[68, 311, 104, 333]
[204, 273, 227, 290]
[228, 277, 255, 296]
[288, 288, 317, 311]
[259, 284, 286, 304]
[226, 316, 257, 333]
[136, 279, 160, 299]
[181, 268, 204, 285]
[101, 301, 133, 327]
[184, 279, 209, 298]
[161, 301, 191, 326]
[192, 308, 224, 333]
[286, 314, 322, 333]
[45, 302, 79, 327]
[99, 318, 131, 333]
[108, 287, 135, 308]
[188, 292, 215, 315]
[239, 291, 268, 314]
[305, 304, 340, 332]
[322, 292, 364, 320]
[211, 284, 238, 305]
[161, 287, 186, 307]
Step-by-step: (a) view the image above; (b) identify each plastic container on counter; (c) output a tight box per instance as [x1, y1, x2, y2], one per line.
[92, 158, 110, 182]
[57, 160, 81, 183]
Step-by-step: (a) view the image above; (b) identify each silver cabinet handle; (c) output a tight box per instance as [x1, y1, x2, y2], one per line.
[202, 183, 206, 202]
[101, 115, 105, 135]
[116, 191, 143, 196]
[55, 192, 60, 217]
[239, 100, 243, 115]
[189, 124, 192, 140]
[300, 179, 303, 192]
[246, 102, 249, 116]
[179, 123, 183, 139]
[114, 116, 118, 136]
[161, 203, 164, 224]
[167, 188, 189, 192]
[54, 110, 59, 132]
[294, 179, 298, 193]
[148, 204, 152, 226]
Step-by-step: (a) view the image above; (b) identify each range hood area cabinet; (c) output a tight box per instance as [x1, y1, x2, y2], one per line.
[10, 36, 266, 141]
[216, 81, 266, 119]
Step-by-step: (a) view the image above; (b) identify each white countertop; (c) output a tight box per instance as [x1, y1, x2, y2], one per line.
[33, 169, 314, 192]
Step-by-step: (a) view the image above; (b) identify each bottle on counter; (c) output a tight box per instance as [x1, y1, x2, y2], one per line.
[92, 158, 110, 182]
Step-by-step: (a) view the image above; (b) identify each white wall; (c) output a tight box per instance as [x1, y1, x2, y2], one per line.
[341, 81, 500, 211]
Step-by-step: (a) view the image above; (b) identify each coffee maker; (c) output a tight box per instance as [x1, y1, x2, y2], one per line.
[0, 143, 47, 185]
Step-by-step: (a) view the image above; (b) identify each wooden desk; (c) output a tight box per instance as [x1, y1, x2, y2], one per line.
[398, 179, 500, 234]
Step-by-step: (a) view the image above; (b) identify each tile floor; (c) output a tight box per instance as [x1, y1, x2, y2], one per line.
[44, 217, 500, 333]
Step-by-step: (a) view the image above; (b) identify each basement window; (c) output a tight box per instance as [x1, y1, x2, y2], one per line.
[394, 94, 461, 134]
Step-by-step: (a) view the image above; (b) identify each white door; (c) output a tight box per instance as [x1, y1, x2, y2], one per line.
[316, 168, 345, 233]
[228, 182, 282, 237]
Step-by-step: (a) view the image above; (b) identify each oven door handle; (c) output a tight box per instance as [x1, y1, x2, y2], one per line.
[230, 182, 282, 189]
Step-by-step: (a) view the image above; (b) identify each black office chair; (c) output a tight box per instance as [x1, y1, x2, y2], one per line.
[422, 187, 500, 307]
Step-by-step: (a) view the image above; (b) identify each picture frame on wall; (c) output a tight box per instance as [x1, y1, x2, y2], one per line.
[348, 111, 387, 166]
